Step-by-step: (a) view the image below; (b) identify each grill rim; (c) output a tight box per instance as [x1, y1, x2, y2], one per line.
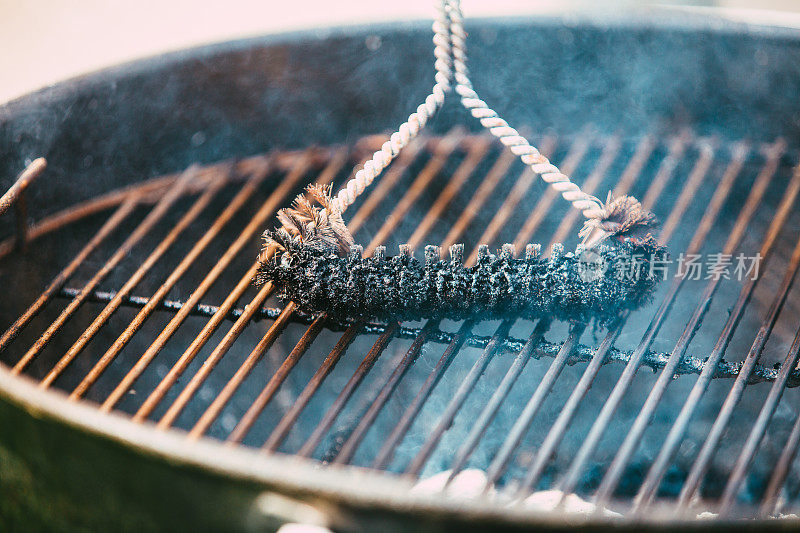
[1, 366, 783, 531]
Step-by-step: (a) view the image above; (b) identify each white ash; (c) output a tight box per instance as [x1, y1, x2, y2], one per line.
[522, 489, 620, 518]
[410, 468, 494, 499]
[412, 469, 621, 517]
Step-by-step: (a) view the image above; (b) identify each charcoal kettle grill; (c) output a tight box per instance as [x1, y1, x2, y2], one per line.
[2, 8, 800, 532]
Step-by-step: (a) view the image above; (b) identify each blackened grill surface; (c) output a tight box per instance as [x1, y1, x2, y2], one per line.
[1, 131, 800, 523]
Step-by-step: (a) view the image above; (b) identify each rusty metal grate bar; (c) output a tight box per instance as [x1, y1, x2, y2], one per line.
[354, 130, 592, 471]
[557, 141, 746, 503]
[633, 148, 800, 515]
[143, 152, 324, 426]
[483, 131, 686, 490]
[499, 133, 702, 496]
[545, 138, 720, 498]
[3, 129, 800, 520]
[50, 286, 799, 386]
[13, 167, 201, 374]
[593, 139, 794, 511]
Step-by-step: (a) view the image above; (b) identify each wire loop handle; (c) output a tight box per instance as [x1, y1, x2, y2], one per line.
[332, 0, 604, 220]
[445, 0, 604, 218]
[330, 2, 452, 214]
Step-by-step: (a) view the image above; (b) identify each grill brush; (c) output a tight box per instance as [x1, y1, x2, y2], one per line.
[257, 0, 665, 323]
[258, 235, 665, 325]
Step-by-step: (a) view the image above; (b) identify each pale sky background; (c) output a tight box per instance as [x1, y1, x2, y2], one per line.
[1, 0, 800, 104]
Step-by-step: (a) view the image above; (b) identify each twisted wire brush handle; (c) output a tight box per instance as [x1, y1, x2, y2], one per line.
[445, 0, 604, 220]
[333, 0, 605, 223]
[315, 0, 653, 249]
[330, 2, 453, 214]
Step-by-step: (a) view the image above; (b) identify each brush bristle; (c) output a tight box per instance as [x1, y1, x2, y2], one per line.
[257, 236, 667, 325]
[267, 184, 354, 256]
[579, 193, 658, 246]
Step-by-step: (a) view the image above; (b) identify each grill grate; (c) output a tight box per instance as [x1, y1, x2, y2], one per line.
[2, 129, 800, 521]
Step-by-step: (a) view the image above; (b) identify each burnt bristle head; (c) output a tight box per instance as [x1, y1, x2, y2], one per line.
[256, 233, 668, 326]
[425, 245, 441, 266]
[349, 244, 363, 260]
[449, 243, 464, 265]
[525, 243, 541, 260]
[550, 242, 564, 263]
[476, 244, 491, 263]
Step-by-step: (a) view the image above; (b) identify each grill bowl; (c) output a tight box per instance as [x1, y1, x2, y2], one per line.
[2, 9, 800, 532]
